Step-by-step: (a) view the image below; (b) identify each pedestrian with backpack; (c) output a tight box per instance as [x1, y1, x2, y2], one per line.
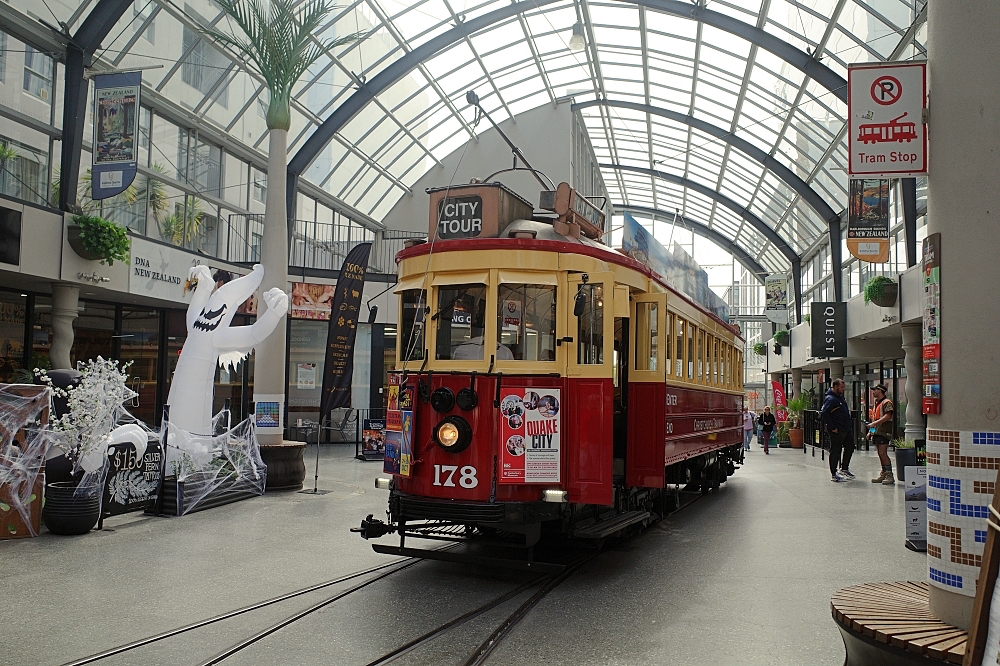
[821, 378, 855, 482]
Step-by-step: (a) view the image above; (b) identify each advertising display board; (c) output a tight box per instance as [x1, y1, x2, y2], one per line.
[498, 388, 561, 484]
[92, 72, 141, 200]
[771, 380, 788, 423]
[764, 276, 788, 324]
[383, 374, 413, 477]
[922, 233, 941, 414]
[904, 466, 927, 552]
[847, 178, 891, 262]
[319, 243, 371, 418]
[361, 419, 385, 461]
[848, 62, 927, 177]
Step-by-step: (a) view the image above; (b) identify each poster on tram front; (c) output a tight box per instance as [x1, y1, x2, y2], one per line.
[498, 388, 561, 484]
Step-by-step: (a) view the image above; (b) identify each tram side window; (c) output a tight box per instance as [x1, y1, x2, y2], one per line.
[635, 301, 657, 371]
[686, 324, 695, 380]
[400, 290, 426, 361]
[435, 283, 488, 360]
[577, 283, 604, 364]
[665, 313, 673, 372]
[697, 331, 704, 383]
[713, 338, 720, 386]
[497, 284, 556, 361]
[675, 318, 685, 378]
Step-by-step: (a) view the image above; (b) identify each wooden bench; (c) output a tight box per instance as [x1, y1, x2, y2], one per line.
[831, 582, 967, 665]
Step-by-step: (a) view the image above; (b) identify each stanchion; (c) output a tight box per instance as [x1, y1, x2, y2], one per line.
[299, 423, 329, 496]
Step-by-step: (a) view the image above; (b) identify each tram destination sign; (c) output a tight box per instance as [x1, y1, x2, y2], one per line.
[436, 195, 483, 240]
[848, 61, 927, 177]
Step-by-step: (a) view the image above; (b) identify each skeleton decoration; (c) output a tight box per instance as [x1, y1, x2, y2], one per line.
[167, 264, 289, 436]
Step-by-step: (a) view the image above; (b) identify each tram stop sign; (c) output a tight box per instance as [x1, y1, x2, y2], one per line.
[848, 62, 927, 177]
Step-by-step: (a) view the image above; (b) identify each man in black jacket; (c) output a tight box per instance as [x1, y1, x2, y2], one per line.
[758, 406, 776, 454]
[821, 379, 854, 481]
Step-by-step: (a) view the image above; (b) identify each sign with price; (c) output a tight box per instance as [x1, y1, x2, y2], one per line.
[102, 439, 163, 519]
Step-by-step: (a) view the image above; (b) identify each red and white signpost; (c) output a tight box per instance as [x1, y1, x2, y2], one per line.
[848, 62, 927, 178]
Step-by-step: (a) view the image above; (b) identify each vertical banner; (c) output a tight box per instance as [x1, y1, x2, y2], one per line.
[764, 276, 788, 324]
[319, 243, 372, 420]
[771, 380, 788, 422]
[810, 302, 847, 358]
[922, 233, 941, 414]
[847, 179, 891, 262]
[499, 388, 561, 484]
[383, 374, 413, 476]
[904, 467, 927, 551]
[92, 72, 141, 200]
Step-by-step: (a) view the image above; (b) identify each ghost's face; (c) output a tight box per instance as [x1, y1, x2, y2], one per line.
[190, 266, 264, 335]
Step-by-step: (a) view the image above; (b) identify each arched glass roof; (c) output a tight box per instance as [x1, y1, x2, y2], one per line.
[21, 0, 926, 274]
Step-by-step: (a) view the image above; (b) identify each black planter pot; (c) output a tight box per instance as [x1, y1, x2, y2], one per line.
[894, 448, 917, 481]
[260, 443, 306, 491]
[42, 481, 100, 535]
[871, 282, 898, 308]
[66, 224, 104, 262]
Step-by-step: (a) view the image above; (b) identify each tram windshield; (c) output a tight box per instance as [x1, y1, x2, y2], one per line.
[435, 283, 488, 360]
[497, 284, 556, 361]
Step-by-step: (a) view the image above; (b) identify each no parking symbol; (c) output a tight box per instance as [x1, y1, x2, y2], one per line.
[870, 76, 902, 105]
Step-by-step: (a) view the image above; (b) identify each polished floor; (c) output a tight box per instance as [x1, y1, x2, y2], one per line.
[2, 441, 925, 666]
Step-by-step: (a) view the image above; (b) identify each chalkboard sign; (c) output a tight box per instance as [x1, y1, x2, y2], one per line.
[101, 439, 163, 525]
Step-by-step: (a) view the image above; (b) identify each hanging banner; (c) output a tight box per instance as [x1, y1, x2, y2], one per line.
[810, 302, 847, 358]
[847, 179, 891, 262]
[92, 72, 141, 200]
[319, 243, 372, 420]
[848, 61, 927, 178]
[499, 388, 561, 484]
[764, 275, 789, 324]
[771, 381, 788, 423]
[922, 233, 941, 414]
[383, 374, 413, 476]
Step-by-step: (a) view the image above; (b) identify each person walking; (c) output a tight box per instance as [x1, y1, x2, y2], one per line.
[821, 378, 855, 482]
[742, 407, 755, 451]
[868, 384, 895, 484]
[758, 406, 776, 454]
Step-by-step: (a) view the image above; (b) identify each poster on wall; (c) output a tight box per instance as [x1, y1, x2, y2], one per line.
[921, 233, 941, 414]
[764, 276, 788, 324]
[291, 282, 337, 320]
[904, 466, 927, 552]
[362, 419, 385, 461]
[383, 374, 413, 476]
[771, 381, 788, 423]
[498, 388, 561, 484]
[847, 179, 890, 262]
[296, 363, 316, 389]
[253, 394, 283, 434]
[92, 72, 141, 200]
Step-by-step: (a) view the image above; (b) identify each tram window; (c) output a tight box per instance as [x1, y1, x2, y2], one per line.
[400, 290, 426, 361]
[635, 301, 657, 371]
[576, 283, 604, 365]
[675, 318, 685, 378]
[696, 331, 704, 382]
[435, 283, 488, 361]
[665, 313, 673, 371]
[497, 284, 556, 361]
[686, 324, 695, 380]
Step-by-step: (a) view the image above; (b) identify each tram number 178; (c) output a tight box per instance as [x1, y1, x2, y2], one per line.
[433, 464, 479, 489]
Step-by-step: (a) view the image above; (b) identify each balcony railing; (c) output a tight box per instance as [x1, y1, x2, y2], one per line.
[224, 214, 424, 275]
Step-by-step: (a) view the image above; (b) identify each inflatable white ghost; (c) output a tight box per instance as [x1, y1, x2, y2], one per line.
[166, 264, 288, 436]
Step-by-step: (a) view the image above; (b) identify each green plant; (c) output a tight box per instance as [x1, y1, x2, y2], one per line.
[803, 314, 810, 323]
[0, 144, 18, 176]
[752, 342, 766, 356]
[773, 329, 789, 346]
[777, 421, 790, 441]
[52, 169, 139, 213]
[786, 395, 810, 428]
[159, 199, 204, 246]
[863, 275, 895, 305]
[893, 438, 916, 449]
[72, 214, 131, 265]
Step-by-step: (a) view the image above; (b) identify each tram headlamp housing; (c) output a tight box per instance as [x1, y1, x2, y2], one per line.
[434, 415, 472, 453]
[431, 387, 455, 413]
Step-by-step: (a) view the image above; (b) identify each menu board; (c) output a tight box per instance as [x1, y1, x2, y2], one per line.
[383, 374, 413, 477]
[103, 440, 162, 517]
[499, 388, 561, 484]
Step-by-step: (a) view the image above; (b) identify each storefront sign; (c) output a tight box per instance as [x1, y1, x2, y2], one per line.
[128, 237, 247, 305]
[904, 466, 927, 551]
[499, 388, 561, 484]
[92, 72, 141, 200]
[764, 275, 789, 324]
[771, 381, 788, 422]
[848, 62, 927, 177]
[291, 282, 336, 320]
[362, 419, 385, 461]
[847, 179, 890, 262]
[810, 301, 847, 358]
[102, 440, 162, 518]
[922, 233, 941, 414]
[319, 242, 372, 418]
[383, 374, 413, 476]
[436, 195, 483, 239]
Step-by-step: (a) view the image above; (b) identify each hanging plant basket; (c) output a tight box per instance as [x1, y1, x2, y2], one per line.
[66, 224, 104, 262]
[864, 276, 897, 308]
[752, 342, 767, 356]
[67, 215, 131, 265]
[773, 329, 790, 346]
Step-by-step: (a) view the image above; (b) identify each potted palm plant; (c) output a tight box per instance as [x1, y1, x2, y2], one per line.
[864, 275, 897, 307]
[786, 395, 809, 449]
[893, 438, 917, 481]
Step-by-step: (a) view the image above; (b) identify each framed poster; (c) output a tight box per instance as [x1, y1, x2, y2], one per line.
[92, 72, 141, 200]
[847, 179, 890, 262]
[499, 388, 561, 484]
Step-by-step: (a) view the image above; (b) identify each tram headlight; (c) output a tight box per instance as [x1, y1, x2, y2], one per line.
[431, 387, 455, 412]
[434, 415, 472, 453]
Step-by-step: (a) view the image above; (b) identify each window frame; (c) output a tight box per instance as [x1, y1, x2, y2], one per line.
[630, 292, 666, 384]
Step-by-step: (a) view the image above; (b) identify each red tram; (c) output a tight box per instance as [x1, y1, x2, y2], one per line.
[356, 182, 744, 568]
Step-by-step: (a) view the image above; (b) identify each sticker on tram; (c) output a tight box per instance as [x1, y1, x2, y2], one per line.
[499, 388, 561, 484]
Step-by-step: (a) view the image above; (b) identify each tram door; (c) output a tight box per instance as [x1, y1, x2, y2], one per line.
[613, 295, 630, 478]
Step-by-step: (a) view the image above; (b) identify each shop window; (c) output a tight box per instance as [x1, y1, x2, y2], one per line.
[119, 309, 160, 425]
[23, 46, 53, 101]
[634, 301, 657, 371]
[287, 319, 326, 420]
[399, 290, 425, 362]
[0, 292, 26, 383]
[576, 283, 604, 365]
[675, 318, 685, 378]
[497, 284, 556, 361]
[435, 284, 487, 361]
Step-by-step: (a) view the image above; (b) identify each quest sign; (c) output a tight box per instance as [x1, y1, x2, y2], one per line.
[810, 302, 847, 358]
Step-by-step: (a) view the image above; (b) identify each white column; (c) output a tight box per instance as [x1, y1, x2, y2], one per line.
[925, 0, 1000, 628]
[791, 367, 802, 400]
[901, 323, 925, 444]
[829, 359, 844, 381]
[49, 284, 79, 370]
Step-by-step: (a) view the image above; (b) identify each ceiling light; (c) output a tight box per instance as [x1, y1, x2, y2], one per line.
[569, 22, 585, 51]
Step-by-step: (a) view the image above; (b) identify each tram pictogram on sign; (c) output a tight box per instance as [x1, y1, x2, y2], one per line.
[848, 62, 926, 177]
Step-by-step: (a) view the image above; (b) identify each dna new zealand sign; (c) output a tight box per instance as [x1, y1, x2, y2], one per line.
[810, 302, 847, 358]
